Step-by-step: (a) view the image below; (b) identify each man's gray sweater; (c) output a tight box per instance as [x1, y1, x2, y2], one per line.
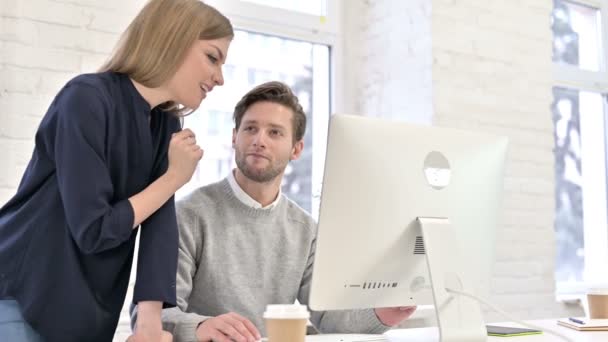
[161, 179, 388, 341]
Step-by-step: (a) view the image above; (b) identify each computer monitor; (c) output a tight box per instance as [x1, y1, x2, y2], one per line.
[309, 114, 508, 341]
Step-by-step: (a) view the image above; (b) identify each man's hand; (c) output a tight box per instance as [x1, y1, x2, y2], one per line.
[127, 330, 172, 342]
[196, 312, 261, 342]
[374, 306, 417, 326]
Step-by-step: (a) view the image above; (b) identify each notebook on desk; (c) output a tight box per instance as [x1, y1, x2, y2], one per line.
[305, 334, 387, 342]
[557, 317, 608, 331]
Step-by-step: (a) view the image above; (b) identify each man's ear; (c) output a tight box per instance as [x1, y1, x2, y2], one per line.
[290, 140, 304, 161]
[231, 128, 236, 148]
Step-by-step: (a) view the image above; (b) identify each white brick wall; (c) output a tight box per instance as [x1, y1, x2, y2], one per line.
[0, 0, 145, 204]
[342, 0, 584, 324]
[432, 0, 571, 322]
[341, 0, 433, 125]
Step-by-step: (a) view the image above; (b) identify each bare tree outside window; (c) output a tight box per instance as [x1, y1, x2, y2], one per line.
[552, 86, 584, 283]
[552, 0, 602, 71]
[552, 0, 608, 288]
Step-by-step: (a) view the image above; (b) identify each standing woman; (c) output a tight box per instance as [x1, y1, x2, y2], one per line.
[0, 0, 233, 341]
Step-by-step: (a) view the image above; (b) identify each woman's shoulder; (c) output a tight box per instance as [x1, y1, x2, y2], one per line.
[52, 72, 128, 113]
[42, 72, 126, 127]
[63, 72, 121, 99]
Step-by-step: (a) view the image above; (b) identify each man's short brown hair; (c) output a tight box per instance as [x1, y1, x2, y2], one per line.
[233, 81, 306, 143]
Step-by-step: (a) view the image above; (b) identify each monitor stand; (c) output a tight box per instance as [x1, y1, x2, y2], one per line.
[417, 217, 487, 342]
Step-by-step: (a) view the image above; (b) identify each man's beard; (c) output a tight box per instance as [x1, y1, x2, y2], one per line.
[235, 153, 285, 183]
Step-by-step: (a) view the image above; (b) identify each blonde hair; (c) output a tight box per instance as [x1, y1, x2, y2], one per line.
[100, 0, 233, 115]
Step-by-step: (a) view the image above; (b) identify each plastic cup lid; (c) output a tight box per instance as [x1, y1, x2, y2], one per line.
[587, 283, 608, 295]
[263, 304, 310, 319]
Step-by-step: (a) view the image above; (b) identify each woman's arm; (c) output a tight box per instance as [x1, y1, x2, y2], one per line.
[130, 127, 203, 337]
[129, 129, 202, 228]
[52, 83, 201, 254]
[129, 301, 172, 342]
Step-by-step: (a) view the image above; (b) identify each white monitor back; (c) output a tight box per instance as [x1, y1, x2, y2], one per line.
[309, 114, 508, 311]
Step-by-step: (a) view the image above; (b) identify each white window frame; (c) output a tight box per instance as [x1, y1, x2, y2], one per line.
[204, 0, 341, 107]
[205, 0, 338, 38]
[554, 0, 608, 298]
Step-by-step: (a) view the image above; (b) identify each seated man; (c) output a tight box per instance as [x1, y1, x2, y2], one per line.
[135, 81, 416, 342]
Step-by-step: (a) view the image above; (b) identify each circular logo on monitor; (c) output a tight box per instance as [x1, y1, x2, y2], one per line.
[423, 151, 451, 190]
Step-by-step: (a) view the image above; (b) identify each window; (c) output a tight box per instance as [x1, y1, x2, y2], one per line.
[552, 0, 608, 296]
[553, 0, 603, 70]
[177, 1, 338, 217]
[177, 30, 330, 215]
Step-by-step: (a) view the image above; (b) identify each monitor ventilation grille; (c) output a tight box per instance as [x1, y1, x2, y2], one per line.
[414, 236, 425, 255]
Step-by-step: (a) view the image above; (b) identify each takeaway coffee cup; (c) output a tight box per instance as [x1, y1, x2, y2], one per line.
[263, 304, 309, 342]
[587, 286, 608, 319]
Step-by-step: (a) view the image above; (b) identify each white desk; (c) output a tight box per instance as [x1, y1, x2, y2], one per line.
[384, 320, 608, 341]
[306, 320, 608, 341]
